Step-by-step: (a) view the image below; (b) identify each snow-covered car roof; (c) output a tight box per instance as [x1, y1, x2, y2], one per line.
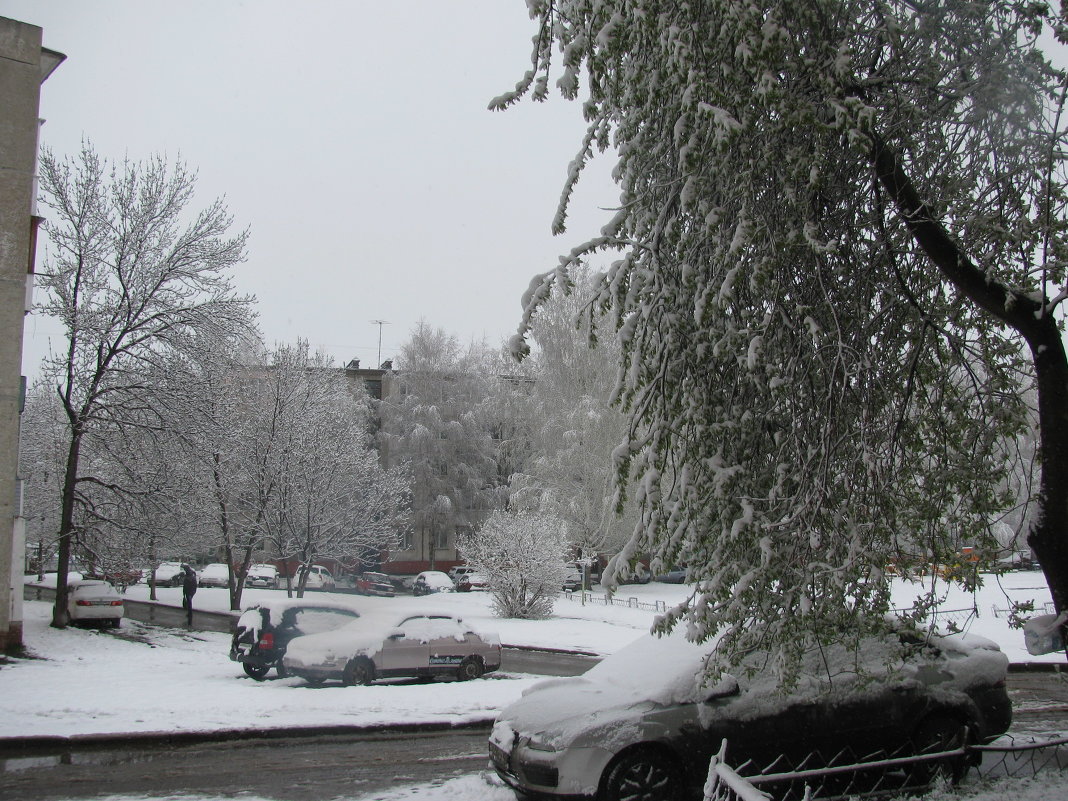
[417, 571, 454, 586]
[199, 563, 229, 576]
[284, 610, 497, 666]
[237, 598, 362, 630]
[68, 580, 122, 596]
[248, 564, 277, 575]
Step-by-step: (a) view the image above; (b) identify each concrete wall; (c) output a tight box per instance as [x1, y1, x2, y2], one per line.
[0, 17, 55, 652]
[23, 584, 239, 634]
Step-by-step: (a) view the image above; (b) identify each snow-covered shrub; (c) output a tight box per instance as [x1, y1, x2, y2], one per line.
[458, 511, 571, 619]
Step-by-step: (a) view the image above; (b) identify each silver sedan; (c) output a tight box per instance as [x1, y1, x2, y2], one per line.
[283, 612, 501, 685]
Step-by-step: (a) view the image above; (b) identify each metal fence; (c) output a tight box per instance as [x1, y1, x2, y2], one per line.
[560, 589, 668, 613]
[703, 734, 1068, 801]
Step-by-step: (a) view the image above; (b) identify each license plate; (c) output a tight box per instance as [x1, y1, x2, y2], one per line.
[489, 742, 509, 771]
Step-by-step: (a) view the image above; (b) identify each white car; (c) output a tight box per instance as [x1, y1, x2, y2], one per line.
[246, 563, 279, 589]
[299, 565, 336, 590]
[412, 570, 455, 596]
[67, 579, 125, 627]
[152, 561, 187, 587]
[283, 611, 501, 685]
[448, 565, 476, 585]
[197, 563, 231, 588]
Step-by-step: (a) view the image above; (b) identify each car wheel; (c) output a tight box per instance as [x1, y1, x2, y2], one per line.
[601, 748, 684, 801]
[243, 662, 271, 681]
[342, 657, 375, 686]
[909, 715, 969, 786]
[456, 656, 484, 681]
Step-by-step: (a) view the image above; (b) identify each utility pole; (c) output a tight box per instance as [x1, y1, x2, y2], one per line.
[370, 319, 389, 368]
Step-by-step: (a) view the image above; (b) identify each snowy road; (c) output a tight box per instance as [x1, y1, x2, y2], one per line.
[0, 727, 496, 801]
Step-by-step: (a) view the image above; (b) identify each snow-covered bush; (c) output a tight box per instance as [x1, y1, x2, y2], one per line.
[458, 511, 571, 619]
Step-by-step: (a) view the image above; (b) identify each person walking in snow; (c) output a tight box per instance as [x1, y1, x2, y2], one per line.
[181, 564, 197, 625]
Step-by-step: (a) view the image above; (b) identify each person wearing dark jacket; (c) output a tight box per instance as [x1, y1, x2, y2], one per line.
[181, 564, 197, 625]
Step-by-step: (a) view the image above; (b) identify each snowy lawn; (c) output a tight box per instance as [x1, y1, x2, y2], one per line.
[122, 566, 1064, 662]
[1, 569, 1060, 741]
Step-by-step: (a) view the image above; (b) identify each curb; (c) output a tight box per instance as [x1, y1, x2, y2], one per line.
[0, 718, 496, 756]
[1009, 661, 1068, 673]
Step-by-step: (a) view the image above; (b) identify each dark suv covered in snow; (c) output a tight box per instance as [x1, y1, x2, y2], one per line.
[230, 599, 361, 680]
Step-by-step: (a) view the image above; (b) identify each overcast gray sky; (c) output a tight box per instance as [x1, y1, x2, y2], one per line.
[3, 0, 618, 375]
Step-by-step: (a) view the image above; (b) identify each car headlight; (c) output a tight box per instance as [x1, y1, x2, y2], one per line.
[523, 735, 560, 753]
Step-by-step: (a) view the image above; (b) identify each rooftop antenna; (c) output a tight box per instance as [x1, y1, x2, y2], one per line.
[370, 319, 389, 367]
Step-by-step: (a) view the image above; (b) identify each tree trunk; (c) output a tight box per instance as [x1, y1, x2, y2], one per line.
[871, 135, 1068, 637]
[1026, 331, 1068, 620]
[51, 429, 83, 628]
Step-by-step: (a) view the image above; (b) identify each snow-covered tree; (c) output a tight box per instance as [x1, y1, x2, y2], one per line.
[257, 342, 410, 598]
[18, 385, 67, 577]
[509, 266, 640, 560]
[382, 322, 503, 567]
[458, 510, 571, 619]
[35, 144, 251, 626]
[502, 1, 1068, 678]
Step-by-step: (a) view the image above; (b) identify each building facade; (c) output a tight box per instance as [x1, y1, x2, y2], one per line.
[1, 16, 62, 651]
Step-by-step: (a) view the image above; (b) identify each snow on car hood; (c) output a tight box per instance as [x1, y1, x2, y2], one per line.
[494, 627, 720, 748]
[494, 625, 1008, 750]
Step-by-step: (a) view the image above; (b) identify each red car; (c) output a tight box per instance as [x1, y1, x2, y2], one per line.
[354, 572, 395, 597]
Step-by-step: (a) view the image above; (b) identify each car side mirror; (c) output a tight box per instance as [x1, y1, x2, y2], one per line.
[705, 676, 740, 701]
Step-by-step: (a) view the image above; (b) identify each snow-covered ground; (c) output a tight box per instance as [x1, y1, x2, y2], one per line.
[3, 570, 1066, 800]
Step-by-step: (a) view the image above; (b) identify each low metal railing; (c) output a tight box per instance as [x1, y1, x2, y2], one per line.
[703, 734, 1068, 801]
[559, 589, 667, 613]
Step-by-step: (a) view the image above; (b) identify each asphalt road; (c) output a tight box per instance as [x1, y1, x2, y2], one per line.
[1, 666, 1065, 801]
[0, 728, 497, 801]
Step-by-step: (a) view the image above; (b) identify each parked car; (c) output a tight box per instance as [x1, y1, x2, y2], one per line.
[653, 565, 687, 584]
[457, 572, 489, 592]
[283, 611, 501, 685]
[354, 572, 395, 597]
[230, 599, 361, 680]
[245, 564, 279, 589]
[562, 565, 584, 592]
[198, 563, 231, 588]
[152, 561, 187, 587]
[489, 626, 1012, 801]
[448, 565, 476, 585]
[84, 566, 142, 588]
[298, 565, 336, 591]
[67, 579, 125, 627]
[412, 570, 455, 596]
